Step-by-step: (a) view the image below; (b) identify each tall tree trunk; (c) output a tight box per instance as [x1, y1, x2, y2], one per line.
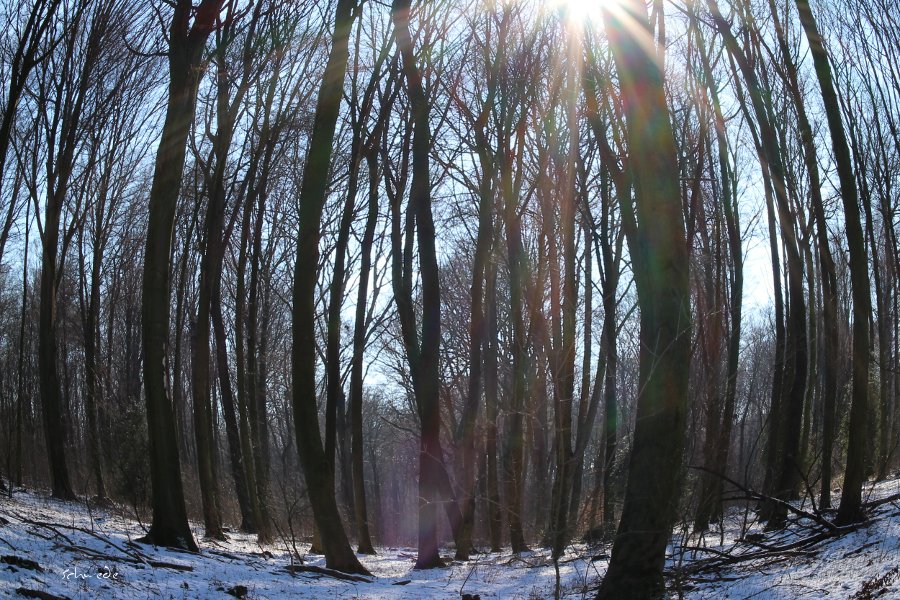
[81, 221, 107, 501]
[324, 142, 361, 529]
[710, 0, 807, 528]
[290, 0, 368, 574]
[569, 216, 604, 532]
[502, 123, 530, 555]
[348, 150, 380, 555]
[173, 202, 199, 461]
[764, 0, 839, 508]
[36, 0, 104, 501]
[547, 51, 579, 559]
[39, 187, 76, 501]
[140, 0, 224, 552]
[794, 0, 872, 525]
[247, 144, 276, 544]
[247, 166, 274, 544]
[390, 0, 462, 568]
[692, 19, 743, 530]
[191, 173, 226, 541]
[484, 260, 503, 552]
[14, 201, 32, 487]
[596, 0, 692, 596]
[192, 4, 268, 538]
[598, 170, 623, 530]
[454, 115, 496, 560]
[37, 0, 110, 502]
[211, 296, 257, 534]
[235, 111, 273, 545]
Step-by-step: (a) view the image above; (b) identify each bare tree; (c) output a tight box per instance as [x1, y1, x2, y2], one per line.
[595, 0, 692, 596]
[793, 0, 872, 525]
[140, 0, 225, 551]
[289, 0, 369, 575]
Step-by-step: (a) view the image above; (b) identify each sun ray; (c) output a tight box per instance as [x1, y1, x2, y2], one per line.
[553, 0, 600, 21]
[546, 0, 619, 23]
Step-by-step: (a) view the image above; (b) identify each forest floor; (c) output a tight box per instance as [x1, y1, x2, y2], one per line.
[0, 475, 898, 599]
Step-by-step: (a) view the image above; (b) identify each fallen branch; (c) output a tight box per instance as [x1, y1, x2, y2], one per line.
[7, 512, 196, 573]
[689, 466, 840, 532]
[208, 548, 243, 561]
[148, 560, 194, 572]
[3, 555, 43, 571]
[863, 491, 900, 511]
[57, 544, 194, 572]
[283, 564, 372, 583]
[16, 589, 70, 600]
[10, 512, 147, 564]
[670, 530, 831, 577]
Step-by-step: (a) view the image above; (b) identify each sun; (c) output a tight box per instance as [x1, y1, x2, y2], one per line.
[550, 0, 605, 22]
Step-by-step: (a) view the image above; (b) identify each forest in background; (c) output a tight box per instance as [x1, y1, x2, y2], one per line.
[0, 0, 898, 597]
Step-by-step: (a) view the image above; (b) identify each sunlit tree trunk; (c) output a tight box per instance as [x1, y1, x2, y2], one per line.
[596, 0, 692, 596]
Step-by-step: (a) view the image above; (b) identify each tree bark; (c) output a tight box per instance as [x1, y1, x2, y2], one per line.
[140, 0, 224, 552]
[290, 0, 368, 574]
[596, 0, 692, 596]
[793, 0, 872, 525]
[348, 149, 380, 555]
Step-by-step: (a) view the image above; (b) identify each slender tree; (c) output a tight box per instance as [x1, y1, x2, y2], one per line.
[290, 0, 369, 574]
[390, 0, 462, 568]
[793, 0, 872, 525]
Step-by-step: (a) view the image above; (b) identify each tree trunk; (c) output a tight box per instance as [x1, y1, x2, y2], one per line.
[324, 142, 361, 530]
[794, 0, 872, 525]
[348, 150, 380, 555]
[390, 0, 461, 568]
[484, 261, 503, 552]
[546, 54, 579, 559]
[596, 0, 692, 596]
[81, 221, 107, 501]
[691, 20, 743, 530]
[39, 186, 76, 501]
[14, 201, 32, 487]
[247, 145, 276, 544]
[710, 0, 808, 528]
[290, 0, 368, 575]
[190, 182, 226, 541]
[454, 115, 496, 560]
[502, 125, 530, 555]
[761, 0, 838, 508]
[212, 296, 257, 534]
[140, 0, 225, 552]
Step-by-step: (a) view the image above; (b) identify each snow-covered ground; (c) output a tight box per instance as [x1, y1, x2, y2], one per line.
[0, 477, 897, 599]
[672, 476, 900, 600]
